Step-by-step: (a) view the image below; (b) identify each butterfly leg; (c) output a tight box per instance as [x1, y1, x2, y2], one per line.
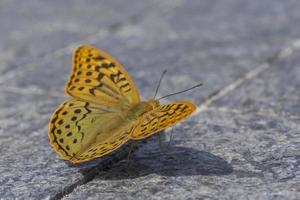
[166, 127, 174, 148]
[157, 133, 169, 156]
[126, 142, 135, 166]
[157, 133, 163, 151]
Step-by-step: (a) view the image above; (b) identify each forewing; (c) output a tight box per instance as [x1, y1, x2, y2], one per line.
[48, 99, 130, 163]
[130, 102, 196, 140]
[66, 45, 140, 108]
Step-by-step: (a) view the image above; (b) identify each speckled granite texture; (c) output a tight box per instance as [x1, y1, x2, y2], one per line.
[0, 0, 299, 199]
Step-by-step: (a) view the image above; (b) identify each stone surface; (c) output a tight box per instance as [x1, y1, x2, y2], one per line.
[0, 0, 154, 74]
[0, 0, 300, 199]
[5, 0, 300, 103]
[0, 90, 80, 199]
[64, 111, 300, 200]
[212, 48, 300, 118]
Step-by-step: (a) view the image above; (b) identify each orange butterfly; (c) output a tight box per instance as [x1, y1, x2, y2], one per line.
[48, 45, 201, 163]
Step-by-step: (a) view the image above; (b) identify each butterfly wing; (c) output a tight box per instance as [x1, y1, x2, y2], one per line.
[48, 99, 135, 163]
[130, 102, 196, 140]
[66, 45, 140, 108]
[71, 124, 136, 163]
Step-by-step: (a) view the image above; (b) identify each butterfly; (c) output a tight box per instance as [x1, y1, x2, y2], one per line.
[48, 45, 199, 164]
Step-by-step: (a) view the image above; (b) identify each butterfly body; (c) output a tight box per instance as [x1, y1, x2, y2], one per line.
[125, 99, 159, 120]
[48, 45, 196, 164]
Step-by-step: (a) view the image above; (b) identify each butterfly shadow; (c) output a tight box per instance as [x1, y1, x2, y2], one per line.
[90, 145, 233, 180]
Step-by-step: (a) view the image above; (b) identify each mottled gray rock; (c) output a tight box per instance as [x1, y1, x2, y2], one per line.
[63, 111, 300, 200]
[0, 0, 300, 199]
[0, 90, 80, 199]
[212, 48, 300, 117]
[0, 0, 155, 74]
[4, 0, 300, 104]
[0, 88, 148, 199]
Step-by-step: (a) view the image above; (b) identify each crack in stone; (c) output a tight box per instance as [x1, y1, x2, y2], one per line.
[0, 86, 64, 98]
[0, 12, 143, 85]
[195, 38, 300, 114]
[204, 106, 300, 120]
[49, 143, 138, 200]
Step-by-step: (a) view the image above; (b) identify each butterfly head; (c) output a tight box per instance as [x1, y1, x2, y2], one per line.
[146, 99, 160, 109]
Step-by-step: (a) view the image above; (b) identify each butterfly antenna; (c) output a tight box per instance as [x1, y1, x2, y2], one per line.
[158, 83, 203, 100]
[153, 69, 167, 99]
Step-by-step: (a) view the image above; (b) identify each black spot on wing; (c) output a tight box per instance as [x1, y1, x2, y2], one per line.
[50, 102, 72, 157]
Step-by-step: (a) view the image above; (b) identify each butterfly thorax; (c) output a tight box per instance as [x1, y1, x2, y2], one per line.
[126, 99, 160, 120]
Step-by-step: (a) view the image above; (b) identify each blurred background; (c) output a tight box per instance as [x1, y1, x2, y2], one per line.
[0, 0, 300, 199]
[2, 0, 299, 103]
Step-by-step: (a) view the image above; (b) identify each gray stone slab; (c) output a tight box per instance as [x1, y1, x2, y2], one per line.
[63, 110, 300, 200]
[1, 0, 300, 199]
[0, 89, 153, 199]
[0, 0, 155, 74]
[4, 0, 300, 105]
[0, 90, 82, 199]
[212, 48, 300, 117]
